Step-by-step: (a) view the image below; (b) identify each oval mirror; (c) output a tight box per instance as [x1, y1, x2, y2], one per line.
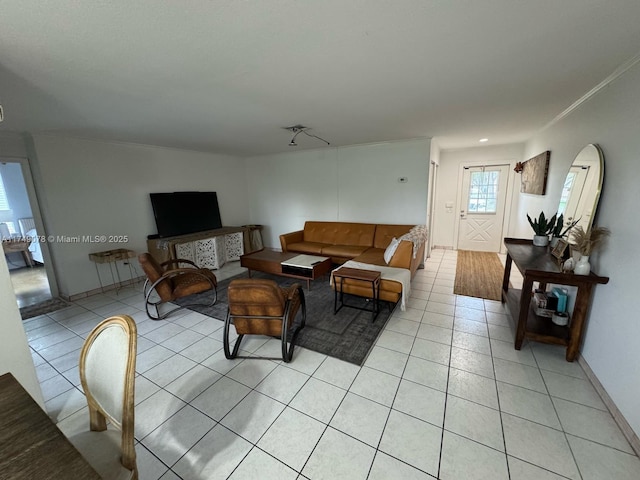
[557, 144, 604, 233]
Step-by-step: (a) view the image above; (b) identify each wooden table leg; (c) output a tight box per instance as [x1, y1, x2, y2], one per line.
[566, 284, 593, 362]
[22, 250, 34, 267]
[515, 277, 534, 350]
[501, 253, 512, 301]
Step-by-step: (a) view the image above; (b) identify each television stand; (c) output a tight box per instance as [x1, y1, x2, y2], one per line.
[147, 226, 252, 268]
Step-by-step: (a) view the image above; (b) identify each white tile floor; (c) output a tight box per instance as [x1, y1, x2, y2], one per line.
[25, 250, 640, 479]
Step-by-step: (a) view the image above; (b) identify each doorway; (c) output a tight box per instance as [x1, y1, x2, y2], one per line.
[456, 164, 510, 252]
[0, 157, 55, 308]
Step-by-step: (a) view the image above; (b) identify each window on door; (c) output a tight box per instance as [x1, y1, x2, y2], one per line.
[467, 170, 500, 214]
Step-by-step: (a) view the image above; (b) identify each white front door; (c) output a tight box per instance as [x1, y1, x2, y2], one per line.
[457, 164, 510, 252]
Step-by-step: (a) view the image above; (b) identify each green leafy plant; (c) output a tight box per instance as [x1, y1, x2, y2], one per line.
[570, 225, 611, 255]
[527, 211, 557, 236]
[550, 213, 580, 239]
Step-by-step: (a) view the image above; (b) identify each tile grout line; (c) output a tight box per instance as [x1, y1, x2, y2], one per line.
[433, 255, 456, 480]
[486, 309, 512, 480]
[531, 343, 585, 479]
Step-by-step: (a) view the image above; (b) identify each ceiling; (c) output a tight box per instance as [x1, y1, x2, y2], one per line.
[1, 1, 640, 157]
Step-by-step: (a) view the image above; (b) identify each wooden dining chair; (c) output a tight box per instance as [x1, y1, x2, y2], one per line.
[66, 315, 138, 480]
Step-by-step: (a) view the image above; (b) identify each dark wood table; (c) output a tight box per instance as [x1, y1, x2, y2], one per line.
[240, 249, 332, 289]
[332, 267, 381, 322]
[0, 373, 101, 480]
[502, 238, 609, 361]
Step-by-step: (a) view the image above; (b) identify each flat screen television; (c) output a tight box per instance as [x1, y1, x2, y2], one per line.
[150, 191, 223, 238]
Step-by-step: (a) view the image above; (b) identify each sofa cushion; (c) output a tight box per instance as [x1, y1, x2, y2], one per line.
[353, 248, 386, 266]
[321, 244, 370, 259]
[373, 224, 414, 249]
[303, 221, 376, 247]
[286, 241, 327, 255]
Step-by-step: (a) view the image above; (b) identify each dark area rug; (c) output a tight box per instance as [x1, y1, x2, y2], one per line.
[176, 271, 395, 366]
[20, 297, 71, 320]
[454, 250, 504, 301]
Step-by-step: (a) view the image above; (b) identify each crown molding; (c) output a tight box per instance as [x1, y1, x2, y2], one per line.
[539, 51, 640, 133]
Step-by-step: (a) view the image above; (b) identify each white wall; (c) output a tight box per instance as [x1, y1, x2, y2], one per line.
[518, 61, 640, 438]
[0, 132, 28, 157]
[0, 252, 44, 408]
[31, 136, 249, 296]
[246, 139, 431, 248]
[432, 143, 524, 249]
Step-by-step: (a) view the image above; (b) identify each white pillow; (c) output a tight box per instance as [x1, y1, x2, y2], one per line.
[383, 237, 400, 264]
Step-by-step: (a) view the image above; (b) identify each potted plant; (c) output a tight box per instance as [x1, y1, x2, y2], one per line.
[527, 211, 557, 246]
[549, 213, 580, 247]
[570, 225, 611, 275]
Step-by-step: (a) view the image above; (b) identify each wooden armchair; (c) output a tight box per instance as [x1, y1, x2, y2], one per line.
[138, 252, 217, 320]
[223, 278, 306, 362]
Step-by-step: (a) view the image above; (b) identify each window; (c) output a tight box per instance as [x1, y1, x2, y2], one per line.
[0, 172, 9, 210]
[557, 171, 576, 216]
[467, 170, 500, 213]
[0, 172, 16, 236]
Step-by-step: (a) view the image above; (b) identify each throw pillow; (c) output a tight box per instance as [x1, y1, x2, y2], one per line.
[384, 237, 400, 264]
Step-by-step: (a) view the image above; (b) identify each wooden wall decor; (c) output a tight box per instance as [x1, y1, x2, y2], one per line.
[518, 150, 550, 195]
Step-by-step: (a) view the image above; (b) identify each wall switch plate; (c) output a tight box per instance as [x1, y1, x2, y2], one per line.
[398, 177, 408, 183]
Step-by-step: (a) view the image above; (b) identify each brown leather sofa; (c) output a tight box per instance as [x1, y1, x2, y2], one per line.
[280, 221, 425, 304]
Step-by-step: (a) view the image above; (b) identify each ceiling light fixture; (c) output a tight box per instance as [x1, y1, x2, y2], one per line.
[479, 138, 489, 143]
[284, 125, 330, 147]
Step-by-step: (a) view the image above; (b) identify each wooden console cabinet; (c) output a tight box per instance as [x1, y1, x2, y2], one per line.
[147, 227, 250, 266]
[501, 238, 609, 362]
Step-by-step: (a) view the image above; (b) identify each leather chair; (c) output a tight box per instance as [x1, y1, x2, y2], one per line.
[66, 315, 138, 480]
[138, 252, 217, 320]
[223, 278, 306, 362]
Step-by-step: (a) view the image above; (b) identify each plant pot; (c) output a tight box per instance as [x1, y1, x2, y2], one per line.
[533, 235, 549, 247]
[574, 255, 591, 275]
[550, 237, 560, 248]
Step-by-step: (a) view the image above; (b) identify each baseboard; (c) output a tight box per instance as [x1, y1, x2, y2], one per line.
[62, 275, 145, 302]
[578, 354, 640, 456]
[432, 245, 455, 250]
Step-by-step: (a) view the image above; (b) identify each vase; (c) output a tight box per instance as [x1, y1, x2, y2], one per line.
[574, 255, 591, 275]
[533, 235, 549, 247]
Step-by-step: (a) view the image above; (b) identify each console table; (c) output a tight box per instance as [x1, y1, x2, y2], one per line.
[501, 238, 609, 362]
[147, 226, 250, 268]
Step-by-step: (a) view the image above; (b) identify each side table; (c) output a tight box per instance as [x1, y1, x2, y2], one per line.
[332, 267, 381, 322]
[3, 240, 34, 267]
[88, 249, 137, 293]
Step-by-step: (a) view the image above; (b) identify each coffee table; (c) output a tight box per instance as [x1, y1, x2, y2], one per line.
[240, 250, 331, 290]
